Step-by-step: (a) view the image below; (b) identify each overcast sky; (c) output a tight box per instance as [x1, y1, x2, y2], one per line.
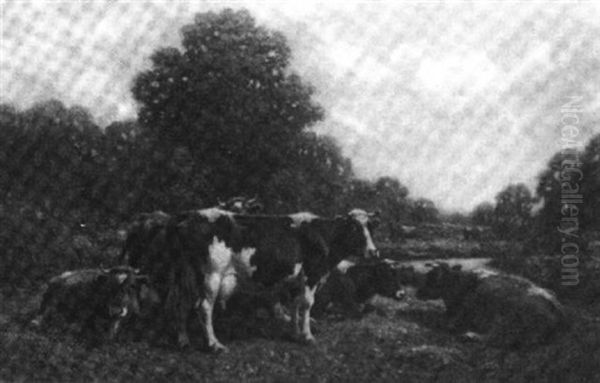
[2, 1, 599, 212]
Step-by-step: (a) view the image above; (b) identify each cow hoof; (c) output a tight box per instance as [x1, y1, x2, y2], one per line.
[296, 334, 316, 345]
[208, 342, 228, 353]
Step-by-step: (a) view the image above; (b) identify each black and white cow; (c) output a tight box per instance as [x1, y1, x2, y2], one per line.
[164, 208, 379, 352]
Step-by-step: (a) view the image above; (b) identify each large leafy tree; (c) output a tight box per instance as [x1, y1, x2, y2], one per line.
[132, 9, 324, 198]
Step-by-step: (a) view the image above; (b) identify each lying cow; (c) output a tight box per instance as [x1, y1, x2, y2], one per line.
[416, 263, 568, 348]
[163, 208, 379, 352]
[313, 260, 412, 318]
[32, 266, 153, 341]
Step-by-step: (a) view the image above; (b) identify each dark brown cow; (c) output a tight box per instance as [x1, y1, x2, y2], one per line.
[163, 208, 379, 352]
[416, 263, 568, 348]
[313, 260, 410, 318]
[32, 266, 152, 341]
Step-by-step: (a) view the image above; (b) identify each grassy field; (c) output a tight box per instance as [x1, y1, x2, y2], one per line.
[2, 237, 600, 382]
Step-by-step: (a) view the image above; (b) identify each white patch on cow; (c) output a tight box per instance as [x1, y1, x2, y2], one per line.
[219, 273, 237, 309]
[289, 212, 319, 228]
[363, 225, 377, 256]
[473, 268, 499, 279]
[348, 209, 369, 224]
[116, 273, 128, 284]
[293, 263, 303, 278]
[120, 307, 128, 317]
[208, 236, 233, 271]
[336, 259, 356, 274]
[348, 209, 378, 258]
[59, 271, 74, 279]
[527, 285, 555, 301]
[198, 207, 233, 223]
[234, 247, 257, 277]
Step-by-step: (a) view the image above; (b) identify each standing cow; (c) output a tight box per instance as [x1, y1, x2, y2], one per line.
[163, 208, 379, 352]
[32, 266, 153, 341]
[416, 263, 568, 348]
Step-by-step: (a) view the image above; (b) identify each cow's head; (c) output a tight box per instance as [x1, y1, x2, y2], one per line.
[369, 260, 406, 300]
[99, 267, 158, 336]
[337, 209, 379, 259]
[416, 262, 462, 300]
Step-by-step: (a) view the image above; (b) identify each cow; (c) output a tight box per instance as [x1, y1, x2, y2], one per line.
[120, 196, 264, 267]
[31, 266, 154, 342]
[313, 260, 412, 319]
[162, 208, 379, 352]
[416, 263, 568, 348]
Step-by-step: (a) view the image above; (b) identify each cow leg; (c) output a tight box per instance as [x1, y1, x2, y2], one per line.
[273, 302, 291, 323]
[108, 318, 122, 341]
[292, 295, 301, 338]
[298, 285, 318, 344]
[198, 273, 227, 353]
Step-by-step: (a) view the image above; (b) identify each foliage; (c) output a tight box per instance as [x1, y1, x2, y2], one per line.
[471, 202, 495, 226]
[531, 134, 600, 253]
[492, 183, 534, 239]
[131, 9, 324, 200]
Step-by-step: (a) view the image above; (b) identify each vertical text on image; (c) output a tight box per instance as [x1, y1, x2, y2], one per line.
[558, 96, 582, 286]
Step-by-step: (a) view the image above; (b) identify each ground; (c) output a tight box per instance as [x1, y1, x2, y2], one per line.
[2, 236, 600, 382]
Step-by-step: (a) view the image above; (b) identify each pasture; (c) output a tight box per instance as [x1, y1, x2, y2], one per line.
[2, 234, 599, 383]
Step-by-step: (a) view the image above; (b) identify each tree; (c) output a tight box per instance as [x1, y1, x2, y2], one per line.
[580, 134, 600, 231]
[132, 9, 324, 199]
[471, 202, 495, 226]
[410, 198, 439, 223]
[493, 183, 534, 239]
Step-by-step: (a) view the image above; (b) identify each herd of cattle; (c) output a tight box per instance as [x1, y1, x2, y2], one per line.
[31, 197, 570, 351]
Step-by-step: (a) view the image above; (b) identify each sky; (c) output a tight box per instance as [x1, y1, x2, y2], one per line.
[1, 1, 599, 212]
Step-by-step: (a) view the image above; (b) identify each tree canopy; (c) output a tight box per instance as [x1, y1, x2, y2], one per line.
[132, 9, 324, 198]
